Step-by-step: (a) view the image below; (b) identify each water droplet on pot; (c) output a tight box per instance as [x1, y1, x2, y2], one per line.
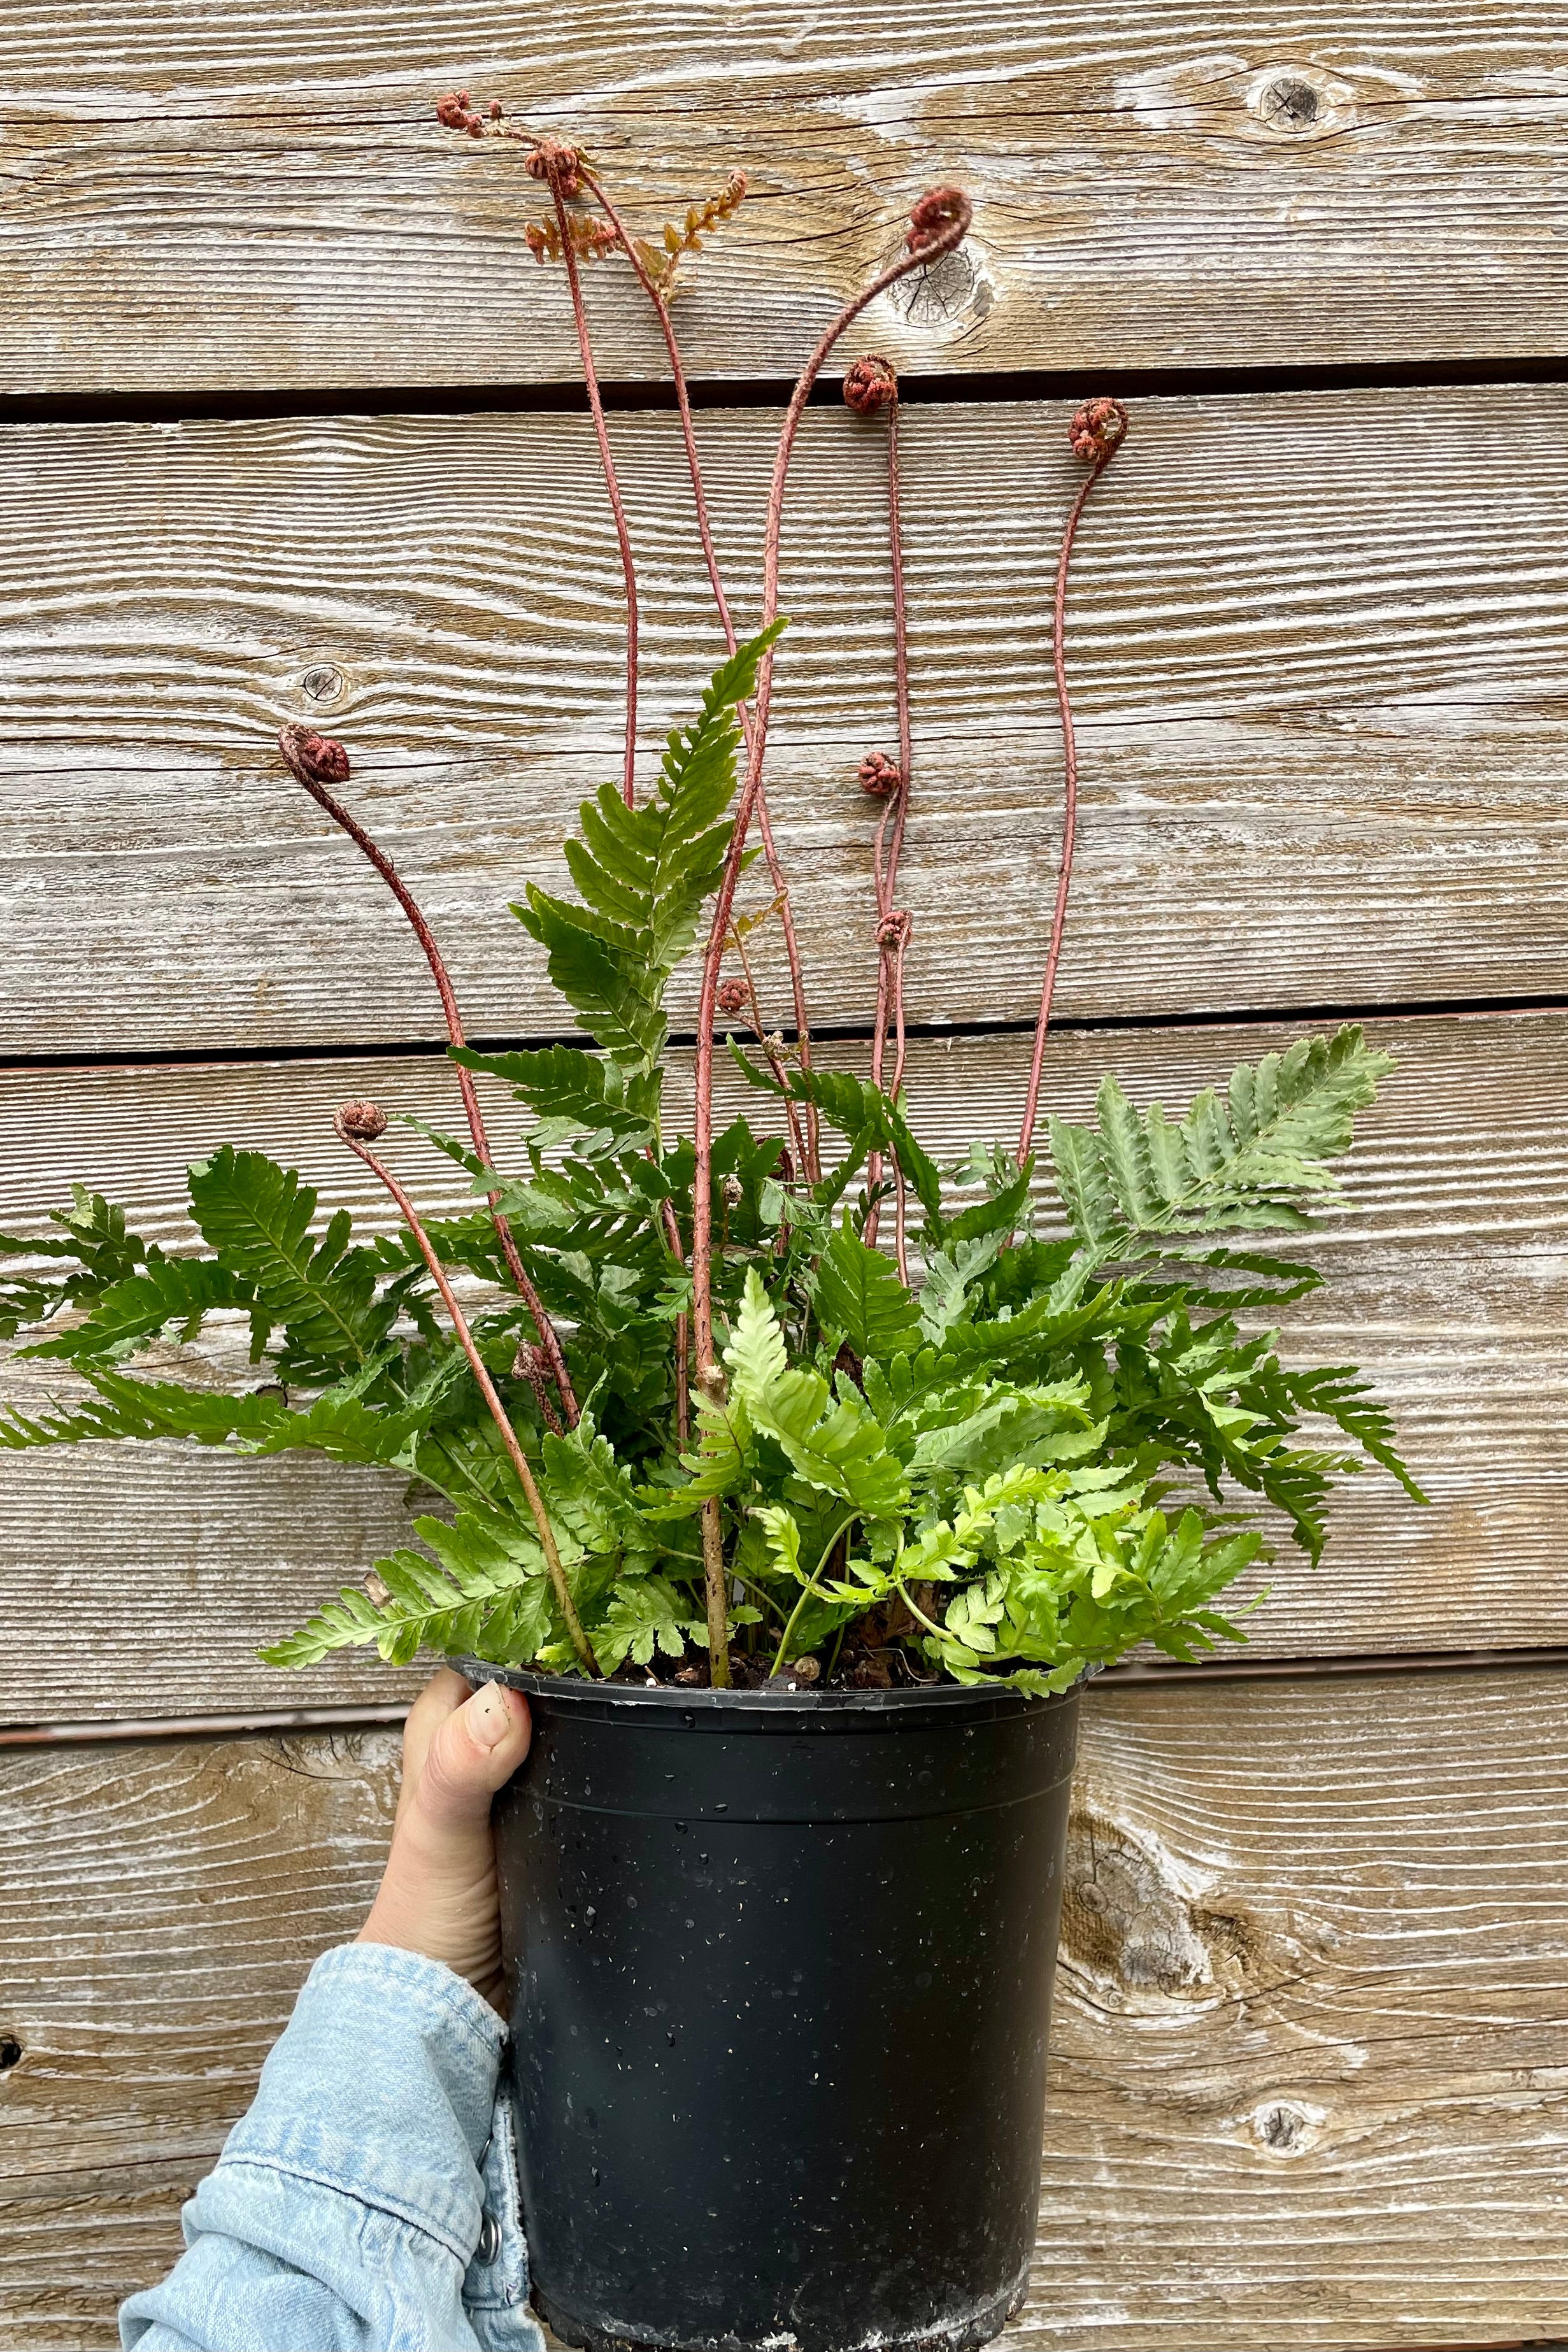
[590, 2165, 601, 2185]
[627, 1895, 638, 1909]
[699, 1853, 709, 1866]
[715, 1800, 728, 1812]
[683, 1711, 695, 1728]
[666, 2028, 676, 2046]
[675, 1820, 687, 1834]
[585, 1907, 597, 1921]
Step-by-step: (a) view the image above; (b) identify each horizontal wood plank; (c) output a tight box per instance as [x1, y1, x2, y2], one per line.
[4, 1671, 1567, 2347]
[1, 1008, 1563, 1723]
[4, 5, 1568, 387]
[3, 391, 1568, 1052]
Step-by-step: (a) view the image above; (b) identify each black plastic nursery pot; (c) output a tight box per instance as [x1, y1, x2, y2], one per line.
[471, 1665, 1081, 2352]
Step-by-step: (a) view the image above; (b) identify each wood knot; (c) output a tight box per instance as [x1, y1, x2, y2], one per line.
[1060, 1801, 1285, 2008]
[1260, 73, 1322, 131]
[1243, 63, 1357, 141]
[301, 664, 345, 704]
[1248, 2097, 1325, 2158]
[1062, 1807, 1215, 1998]
[880, 231, 995, 333]
[0, 2037, 21, 2072]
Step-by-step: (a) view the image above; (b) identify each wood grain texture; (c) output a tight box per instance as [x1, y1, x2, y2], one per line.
[4, 1672, 1567, 2348]
[4, 3, 1568, 388]
[1, 1008, 1562, 1723]
[0, 1729, 400, 2352]
[3, 390, 1568, 1053]
[1027, 1668, 1568, 2348]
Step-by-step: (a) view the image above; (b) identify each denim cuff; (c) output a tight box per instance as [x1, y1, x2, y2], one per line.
[220, 1941, 505, 2265]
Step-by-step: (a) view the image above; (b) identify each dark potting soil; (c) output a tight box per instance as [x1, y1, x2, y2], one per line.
[606, 1639, 936, 1695]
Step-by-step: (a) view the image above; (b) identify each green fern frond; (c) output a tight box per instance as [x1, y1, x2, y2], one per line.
[594, 1576, 708, 1676]
[541, 1411, 660, 1560]
[0, 1185, 153, 1335]
[187, 1148, 391, 1378]
[448, 1043, 655, 1150]
[0, 1362, 449, 1479]
[1257, 1361, 1428, 1504]
[261, 1504, 558, 1669]
[514, 624, 785, 1074]
[813, 1218, 922, 1361]
[48, 1186, 151, 1286]
[909, 1379, 1098, 1485]
[1049, 1025, 1393, 1259]
[727, 1054, 946, 1230]
[722, 1267, 790, 1397]
[20, 1255, 257, 1362]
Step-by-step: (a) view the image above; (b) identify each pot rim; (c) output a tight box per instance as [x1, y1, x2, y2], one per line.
[458, 1657, 1087, 1725]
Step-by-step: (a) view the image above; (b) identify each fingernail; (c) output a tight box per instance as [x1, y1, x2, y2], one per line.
[468, 1683, 515, 1751]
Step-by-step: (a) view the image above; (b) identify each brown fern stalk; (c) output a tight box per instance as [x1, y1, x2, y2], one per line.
[689, 190, 975, 1437]
[1015, 398, 1130, 1164]
[845, 359, 915, 1255]
[533, 143, 641, 811]
[573, 157, 820, 1180]
[276, 725, 578, 1430]
[332, 1101, 599, 1676]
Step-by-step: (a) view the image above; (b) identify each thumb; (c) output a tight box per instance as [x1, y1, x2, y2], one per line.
[411, 1679, 532, 1832]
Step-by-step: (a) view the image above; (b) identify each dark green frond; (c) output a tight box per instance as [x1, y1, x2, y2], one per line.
[21, 1256, 257, 1362]
[813, 1220, 922, 1361]
[187, 1147, 391, 1378]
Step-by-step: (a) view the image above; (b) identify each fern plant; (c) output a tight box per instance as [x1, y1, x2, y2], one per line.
[0, 159, 1425, 1699]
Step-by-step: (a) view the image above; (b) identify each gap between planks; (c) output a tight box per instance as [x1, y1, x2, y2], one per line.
[8, 1646, 1568, 1749]
[7, 353, 1568, 432]
[3, 991, 1567, 1078]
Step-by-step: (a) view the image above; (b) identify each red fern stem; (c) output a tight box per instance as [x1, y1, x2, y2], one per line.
[276, 727, 579, 1428]
[862, 377, 914, 1250]
[333, 1101, 597, 1675]
[1015, 399, 1130, 1165]
[539, 148, 641, 811]
[688, 190, 974, 1392]
[574, 158, 820, 1178]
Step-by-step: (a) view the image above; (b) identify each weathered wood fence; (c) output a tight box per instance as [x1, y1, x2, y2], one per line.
[3, 8, 1568, 2346]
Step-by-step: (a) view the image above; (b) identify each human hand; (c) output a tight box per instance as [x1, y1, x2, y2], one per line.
[357, 1667, 532, 2009]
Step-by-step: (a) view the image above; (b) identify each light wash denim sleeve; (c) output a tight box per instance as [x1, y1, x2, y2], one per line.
[119, 1941, 546, 2352]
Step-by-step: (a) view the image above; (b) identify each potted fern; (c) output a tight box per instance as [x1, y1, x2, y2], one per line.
[0, 126, 1422, 2352]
